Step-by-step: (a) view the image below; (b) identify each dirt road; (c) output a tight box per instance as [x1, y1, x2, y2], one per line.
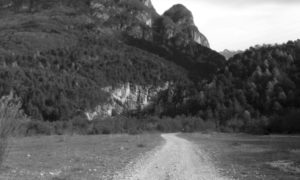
[113, 133, 227, 180]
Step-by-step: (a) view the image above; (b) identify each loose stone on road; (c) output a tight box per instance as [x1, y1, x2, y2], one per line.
[114, 133, 228, 180]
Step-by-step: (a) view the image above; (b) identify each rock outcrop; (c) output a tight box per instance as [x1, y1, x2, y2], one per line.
[85, 82, 170, 120]
[139, 0, 153, 9]
[91, 1, 209, 47]
[85, 2, 221, 120]
[2, 1, 209, 48]
[91, 0, 156, 39]
[154, 4, 210, 48]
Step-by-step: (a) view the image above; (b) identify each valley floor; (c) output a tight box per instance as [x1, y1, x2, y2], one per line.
[181, 133, 300, 180]
[0, 134, 162, 180]
[1, 133, 300, 180]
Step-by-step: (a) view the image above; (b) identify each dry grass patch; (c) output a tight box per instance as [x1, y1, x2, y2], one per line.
[0, 134, 162, 180]
[267, 160, 300, 174]
[181, 133, 300, 180]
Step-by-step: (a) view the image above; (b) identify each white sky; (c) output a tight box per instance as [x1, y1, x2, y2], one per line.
[151, 0, 300, 51]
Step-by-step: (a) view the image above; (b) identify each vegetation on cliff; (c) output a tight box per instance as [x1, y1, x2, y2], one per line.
[0, 2, 188, 123]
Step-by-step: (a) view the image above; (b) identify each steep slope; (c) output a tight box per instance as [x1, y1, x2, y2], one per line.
[152, 5, 224, 80]
[0, 1, 189, 121]
[156, 4, 209, 47]
[124, 3, 225, 81]
[90, 1, 224, 81]
[0, 0, 226, 122]
[91, 0, 157, 40]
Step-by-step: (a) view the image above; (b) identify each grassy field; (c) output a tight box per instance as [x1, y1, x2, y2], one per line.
[0, 134, 162, 180]
[181, 133, 300, 180]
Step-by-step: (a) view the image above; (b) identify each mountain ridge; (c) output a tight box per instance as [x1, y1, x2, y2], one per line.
[219, 49, 243, 60]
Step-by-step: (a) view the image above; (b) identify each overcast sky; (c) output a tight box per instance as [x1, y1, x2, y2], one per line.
[151, 0, 300, 51]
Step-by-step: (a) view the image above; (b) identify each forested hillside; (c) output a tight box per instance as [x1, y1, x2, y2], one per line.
[0, 0, 188, 123]
[0, 0, 299, 135]
[174, 41, 300, 133]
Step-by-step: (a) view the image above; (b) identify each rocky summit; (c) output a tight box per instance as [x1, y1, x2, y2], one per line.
[158, 4, 210, 47]
[90, 1, 210, 47]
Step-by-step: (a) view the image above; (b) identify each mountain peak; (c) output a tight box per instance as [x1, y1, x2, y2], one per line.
[155, 3, 209, 47]
[163, 4, 193, 24]
[139, 0, 153, 8]
[219, 49, 243, 59]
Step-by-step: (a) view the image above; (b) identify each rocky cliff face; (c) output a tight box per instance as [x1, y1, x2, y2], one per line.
[91, 1, 209, 47]
[85, 1, 218, 120]
[154, 4, 210, 48]
[85, 82, 170, 120]
[91, 0, 156, 40]
[2, 1, 209, 48]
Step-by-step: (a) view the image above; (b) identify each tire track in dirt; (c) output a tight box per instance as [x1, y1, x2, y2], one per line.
[113, 133, 228, 180]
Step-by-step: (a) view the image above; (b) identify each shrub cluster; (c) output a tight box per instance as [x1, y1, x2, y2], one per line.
[268, 109, 300, 133]
[10, 115, 219, 136]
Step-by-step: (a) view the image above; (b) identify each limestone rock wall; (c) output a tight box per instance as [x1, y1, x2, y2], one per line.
[85, 82, 170, 120]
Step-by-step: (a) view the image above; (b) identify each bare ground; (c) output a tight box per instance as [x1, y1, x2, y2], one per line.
[0, 134, 162, 180]
[181, 133, 300, 180]
[114, 133, 227, 180]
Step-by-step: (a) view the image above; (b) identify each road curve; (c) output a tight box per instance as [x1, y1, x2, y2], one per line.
[113, 133, 227, 180]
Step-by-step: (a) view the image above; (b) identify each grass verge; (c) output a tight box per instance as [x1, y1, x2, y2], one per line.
[181, 133, 300, 180]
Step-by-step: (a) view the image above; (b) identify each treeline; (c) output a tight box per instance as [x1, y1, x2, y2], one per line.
[11, 115, 216, 136]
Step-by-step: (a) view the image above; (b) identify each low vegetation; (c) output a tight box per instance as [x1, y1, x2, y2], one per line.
[181, 133, 300, 180]
[0, 134, 162, 179]
[8, 115, 216, 136]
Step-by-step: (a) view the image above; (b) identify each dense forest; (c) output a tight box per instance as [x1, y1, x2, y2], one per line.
[0, 0, 299, 135]
[152, 41, 300, 133]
